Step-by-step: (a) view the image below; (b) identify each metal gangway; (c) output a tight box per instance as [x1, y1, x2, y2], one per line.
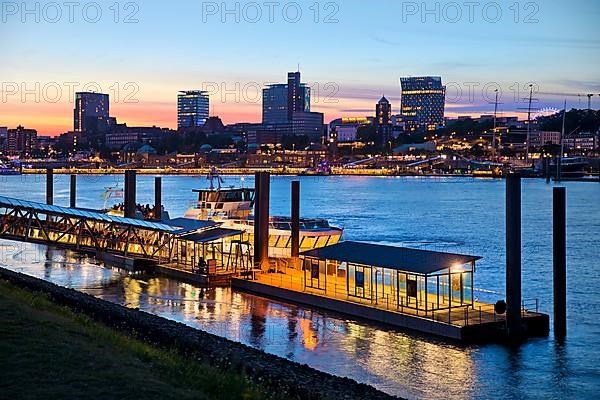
[0, 195, 245, 271]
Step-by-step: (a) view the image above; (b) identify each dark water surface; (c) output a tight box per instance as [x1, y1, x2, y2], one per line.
[0, 174, 598, 399]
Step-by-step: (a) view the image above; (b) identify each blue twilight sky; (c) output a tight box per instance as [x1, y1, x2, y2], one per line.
[1, 0, 599, 134]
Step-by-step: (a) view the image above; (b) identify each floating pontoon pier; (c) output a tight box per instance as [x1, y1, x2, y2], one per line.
[0, 195, 248, 284]
[232, 241, 549, 342]
[0, 171, 552, 342]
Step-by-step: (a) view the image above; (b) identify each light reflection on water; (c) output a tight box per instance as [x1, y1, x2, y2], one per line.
[0, 242, 478, 399]
[1, 175, 599, 399]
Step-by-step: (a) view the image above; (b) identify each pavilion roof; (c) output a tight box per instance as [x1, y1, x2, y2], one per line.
[301, 241, 481, 275]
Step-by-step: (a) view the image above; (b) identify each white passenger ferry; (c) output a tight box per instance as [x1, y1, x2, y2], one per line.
[184, 174, 343, 259]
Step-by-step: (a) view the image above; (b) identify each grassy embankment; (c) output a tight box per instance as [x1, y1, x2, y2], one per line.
[0, 279, 282, 400]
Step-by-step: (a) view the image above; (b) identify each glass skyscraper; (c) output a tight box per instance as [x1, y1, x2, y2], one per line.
[262, 72, 310, 124]
[259, 72, 323, 144]
[73, 92, 110, 133]
[262, 84, 289, 124]
[178, 91, 210, 129]
[287, 71, 310, 119]
[400, 77, 446, 131]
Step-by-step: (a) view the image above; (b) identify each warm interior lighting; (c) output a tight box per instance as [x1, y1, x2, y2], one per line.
[450, 264, 465, 273]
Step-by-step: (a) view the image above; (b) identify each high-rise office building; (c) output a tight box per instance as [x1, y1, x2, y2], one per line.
[400, 77, 446, 131]
[178, 90, 210, 129]
[0, 127, 7, 150]
[262, 84, 289, 124]
[287, 71, 310, 119]
[263, 72, 310, 124]
[74, 92, 110, 134]
[261, 72, 322, 143]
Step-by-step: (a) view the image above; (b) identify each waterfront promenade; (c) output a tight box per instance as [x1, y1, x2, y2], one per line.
[18, 167, 476, 177]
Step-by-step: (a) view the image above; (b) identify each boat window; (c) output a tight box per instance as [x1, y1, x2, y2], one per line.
[315, 236, 329, 248]
[244, 190, 255, 202]
[206, 192, 218, 202]
[301, 236, 317, 249]
[224, 191, 242, 201]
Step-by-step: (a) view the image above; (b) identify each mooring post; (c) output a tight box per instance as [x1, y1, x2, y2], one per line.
[253, 172, 263, 269]
[70, 174, 77, 208]
[154, 176, 162, 221]
[291, 180, 300, 268]
[46, 168, 54, 205]
[553, 187, 567, 339]
[506, 173, 522, 340]
[124, 170, 137, 219]
[259, 172, 271, 269]
[545, 158, 551, 184]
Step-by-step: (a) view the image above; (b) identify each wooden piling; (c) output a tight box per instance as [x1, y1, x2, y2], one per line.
[506, 173, 522, 340]
[259, 172, 271, 269]
[124, 170, 137, 219]
[553, 187, 567, 339]
[253, 173, 261, 268]
[70, 175, 77, 208]
[46, 168, 53, 206]
[154, 177, 162, 221]
[291, 180, 300, 267]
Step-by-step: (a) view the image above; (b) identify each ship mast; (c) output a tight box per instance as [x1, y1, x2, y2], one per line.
[207, 167, 223, 190]
[557, 100, 567, 182]
[526, 84, 533, 163]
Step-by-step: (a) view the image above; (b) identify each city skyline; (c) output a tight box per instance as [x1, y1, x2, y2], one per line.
[1, 0, 600, 135]
[4, 70, 599, 137]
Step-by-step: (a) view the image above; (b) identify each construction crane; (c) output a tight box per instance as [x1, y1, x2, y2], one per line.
[534, 91, 597, 110]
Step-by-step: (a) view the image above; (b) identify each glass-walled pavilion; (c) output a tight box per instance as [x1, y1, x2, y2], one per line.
[301, 241, 480, 314]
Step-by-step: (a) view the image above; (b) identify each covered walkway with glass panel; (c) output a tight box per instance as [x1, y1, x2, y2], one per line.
[0, 196, 246, 273]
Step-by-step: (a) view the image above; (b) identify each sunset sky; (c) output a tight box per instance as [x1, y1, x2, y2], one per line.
[1, 0, 599, 136]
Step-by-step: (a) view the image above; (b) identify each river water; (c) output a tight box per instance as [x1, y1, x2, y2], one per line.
[0, 174, 598, 399]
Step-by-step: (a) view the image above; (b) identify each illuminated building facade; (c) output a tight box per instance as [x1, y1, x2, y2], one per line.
[263, 84, 289, 124]
[529, 131, 561, 148]
[178, 90, 210, 129]
[329, 117, 373, 143]
[292, 111, 324, 142]
[260, 72, 323, 143]
[376, 96, 392, 144]
[5, 125, 37, 156]
[262, 72, 310, 124]
[563, 132, 598, 152]
[287, 71, 310, 119]
[400, 77, 446, 131]
[0, 127, 7, 151]
[74, 92, 110, 134]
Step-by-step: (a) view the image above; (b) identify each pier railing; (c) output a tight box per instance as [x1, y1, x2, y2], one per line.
[253, 272, 541, 328]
